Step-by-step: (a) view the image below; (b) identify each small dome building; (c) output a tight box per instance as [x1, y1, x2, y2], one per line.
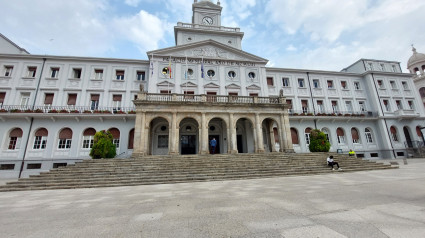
[408, 46, 425, 108]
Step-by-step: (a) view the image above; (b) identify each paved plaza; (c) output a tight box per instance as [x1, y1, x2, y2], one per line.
[0, 159, 425, 238]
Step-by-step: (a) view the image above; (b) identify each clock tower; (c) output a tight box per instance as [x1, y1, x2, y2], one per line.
[174, 0, 244, 49]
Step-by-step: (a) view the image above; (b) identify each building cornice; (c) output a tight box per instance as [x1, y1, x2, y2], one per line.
[0, 53, 150, 64]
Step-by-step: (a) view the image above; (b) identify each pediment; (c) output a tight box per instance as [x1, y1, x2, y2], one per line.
[246, 84, 261, 90]
[204, 82, 220, 88]
[225, 83, 241, 89]
[147, 40, 268, 63]
[181, 82, 198, 88]
[157, 81, 175, 87]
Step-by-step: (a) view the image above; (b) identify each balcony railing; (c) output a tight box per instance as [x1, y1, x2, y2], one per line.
[177, 22, 240, 32]
[288, 109, 377, 118]
[140, 93, 283, 105]
[0, 105, 136, 115]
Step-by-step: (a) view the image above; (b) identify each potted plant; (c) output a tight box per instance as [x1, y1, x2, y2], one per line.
[0, 109, 8, 113]
[83, 110, 92, 114]
[128, 110, 136, 114]
[48, 109, 58, 113]
[70, 110, 80, 113]
[59, 109, 69, 113]
[24, 109, 33, 113]
[34, 109, 43, 113]
[10, 109, 22, 113]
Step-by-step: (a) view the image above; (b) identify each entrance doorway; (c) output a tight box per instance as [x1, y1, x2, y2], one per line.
[404, 126, 413, 148]
[181, 135, 196, 154]
[209, 135, 220, 154]
[237, 135, 244, 153]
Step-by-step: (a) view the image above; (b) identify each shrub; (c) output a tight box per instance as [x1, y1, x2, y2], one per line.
[308, 129, 331, 152]
[89, 130, 116, 159]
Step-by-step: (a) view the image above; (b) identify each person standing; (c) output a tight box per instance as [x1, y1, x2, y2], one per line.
[210, 137, 217, 154]
[327, 155, 341, 170]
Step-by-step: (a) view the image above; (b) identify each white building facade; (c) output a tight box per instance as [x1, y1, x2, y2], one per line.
[1, 0, 424, 178]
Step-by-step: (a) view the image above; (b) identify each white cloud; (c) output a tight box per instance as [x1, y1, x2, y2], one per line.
[124, 0, 142, 7]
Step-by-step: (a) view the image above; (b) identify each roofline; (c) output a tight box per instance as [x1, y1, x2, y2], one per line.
[266, 66, 411, 78]
[342, 58, 401, 71]
[0, 33, 30, 54]
[0, 53, 149, 64]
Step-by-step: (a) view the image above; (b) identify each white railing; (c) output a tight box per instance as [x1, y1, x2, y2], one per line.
[0, 105, 136, 115]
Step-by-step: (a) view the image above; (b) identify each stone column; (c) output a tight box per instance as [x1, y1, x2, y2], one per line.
[269, 123, 277, 152]
[134, 112, 146, 156]
[229, 113, 238, 154]
[255, 113, 265, 153]
[200, 113, 209, 154]
[279, 114, 287, 152]
[169, 112, 179, 155]
[282, 111, 294, 152]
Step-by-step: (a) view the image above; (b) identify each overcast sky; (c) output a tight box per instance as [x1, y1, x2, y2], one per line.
[1, 0, 424, 72]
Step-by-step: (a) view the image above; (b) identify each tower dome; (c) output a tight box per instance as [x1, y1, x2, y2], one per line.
[408, 46, 425, 68]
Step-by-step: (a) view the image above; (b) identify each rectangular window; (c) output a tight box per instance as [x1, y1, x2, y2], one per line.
[390, 81, 397, 89]
[327, 80, 334, 89]
[53, 163, 67, 168]
[113, 139, 120, 149]
[20, 93, 30, 106]
[116, 70, 125, 80]
[160, 90, 171, 94]
[112, 94, 122, 111]
[354, 82, 361, 90]
[317, 100, 324, 113]
[331, 101, 339, 113]
[395, 100, 402, 110]
[207, 91, 217, 102]
[286, 99, 292, 112]
[158, 135, 168, 148]
[249, 93, 258, 97]
[298, 78, 305, 88]
[8, 137, 21, 150]
[402, 81, 409, 90]
[301, 100, 308, 113]
[51, 68, 59, 78]
[0, 164, 15, 170]
[377, 80, 384, 89]
[184, 91, 195, 99]
[408, 100, 414, 110]
[267, 77, 274, 86]
[305, 133, 311, 145]
[0, 92, 5, 106]
[383, 100, 390, 112]
[136, 71, 145, 81]
[359, 101, 366, 112]
[341, 81, 347, 89]
[73, 68, 82, 79]
[44, 93, 54, 105]
[345, 101, 352, 113]
[4, 66, 13, 77]
[313, 79, 320, 88]
[365, 132, 373, 143]
[33, 136, 47, 150]
[58, 139, 72, 149]
[27, 163, 42, 169]
[67, 94, 77, 106]
[27, 67, 37, 77]
[90, 94, 99, 110]
[94, 69, 103, 80]
[282, 78, 289, 87]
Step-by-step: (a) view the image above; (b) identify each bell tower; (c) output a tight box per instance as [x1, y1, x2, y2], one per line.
[174, 0, 244, 49]
[192, 0, 222, 27]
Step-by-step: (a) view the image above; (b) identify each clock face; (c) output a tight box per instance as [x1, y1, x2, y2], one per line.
[202, 16, 213, 25]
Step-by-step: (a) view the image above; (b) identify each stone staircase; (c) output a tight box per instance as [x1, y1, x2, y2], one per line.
[0, 153, 397, 192]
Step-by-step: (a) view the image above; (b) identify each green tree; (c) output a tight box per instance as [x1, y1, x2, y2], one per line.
[308, 129, 331, 152]
[90, 130, 116, 159]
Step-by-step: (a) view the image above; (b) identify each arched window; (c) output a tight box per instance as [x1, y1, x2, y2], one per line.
[128, 128, 135, 149]
[365, 128, 373, 143]
[305, 128, 312, 145]
[321, 128, 330, 142]
[351, 128, 360, 144]
[8, 128, 23, 150]
[390, 126, 398, 142]
[58, 128, 73, 149]
[82, 128, 96, 149]
[108, 128, 120, 149]
[291, 128, 299, 145]
[337, 128, 345, 144]
[33, 128, 48, 150]
[417, 126, 423, 137]
[419, 87, 425, 98]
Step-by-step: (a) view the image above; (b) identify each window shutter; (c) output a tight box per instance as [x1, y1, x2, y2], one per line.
[327, 81, 332, 87]
[337, 128, 344, 136]
[301, 100, 307, 107]
[44, 94, 54, 105]
[108, 128, 120, 139]
[10, 128, 23, 137]
[390, 127, 396, 134]
[0, 92, 5, 103]
[35, 128, 48, 137]
[332, 101, 337, 106]
[317, 101, 323, 105]
[116, 70, 124, 76]
[113, 95, 122, 101]
[67, 94, 77, 105]
[91, 94, 99, 101]
[59, 128, 73, 139]
[128, 129, 135, 149]
[267, 77, 273, 86]
[351, 128, 359, 140]
[341, 81, 346, 87]
[416, 126, 422, 137]
[83, 128, 96, 136]
[305, 128, 312, 133]
[291, 128, 299, 144]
